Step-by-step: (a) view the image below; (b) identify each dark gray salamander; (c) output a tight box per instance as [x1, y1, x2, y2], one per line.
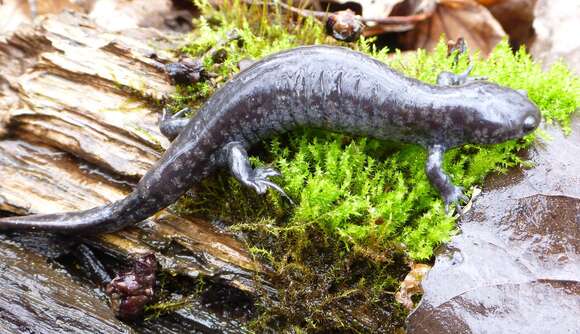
[0, 45, 540, 234]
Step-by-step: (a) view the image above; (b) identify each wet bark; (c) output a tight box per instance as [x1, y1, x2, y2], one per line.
[0, 237, 133, 334]
[0, 11, 268, 331]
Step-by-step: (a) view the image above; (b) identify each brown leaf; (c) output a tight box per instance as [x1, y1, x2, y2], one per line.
[485, 0, 537, 48]
[400, 0, 506, 56]
[474, 0, 504, 5]
[395, 263, 431, 310]
[407, 116, 580, 333]
[327, 0, 406, 18]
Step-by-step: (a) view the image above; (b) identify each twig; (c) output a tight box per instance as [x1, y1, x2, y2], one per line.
[361, 11, 435, 24]
[239, 0, 435, 25]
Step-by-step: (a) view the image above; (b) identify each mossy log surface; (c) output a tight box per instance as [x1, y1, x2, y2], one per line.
[0, 11, 267, 331]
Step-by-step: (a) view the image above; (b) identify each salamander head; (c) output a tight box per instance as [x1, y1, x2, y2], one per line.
[464, 83, 541, 145]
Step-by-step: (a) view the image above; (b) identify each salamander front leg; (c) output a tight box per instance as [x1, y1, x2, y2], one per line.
[221, 142, 294, 204]
[426, 145, 468, 213]
[436, 63, 487, 86]
[159, 107, 191, 140]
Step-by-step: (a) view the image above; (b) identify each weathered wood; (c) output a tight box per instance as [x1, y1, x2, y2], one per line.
[6, 12, 172, 178]
[0, 237, 133, 334]
[0, 10, 268, 304]
[0, 133, 264, 293]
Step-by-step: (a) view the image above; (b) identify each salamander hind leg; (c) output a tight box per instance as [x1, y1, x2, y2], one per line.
[159, 107, 191, 140]
[220, 142, 294, 204]
[425, 145, 469, 213]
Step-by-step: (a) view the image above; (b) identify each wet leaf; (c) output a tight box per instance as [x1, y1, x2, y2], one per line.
[395, 263, 431, 310]
[407, 116, 580, 333]
[400, 0, 506, 56]
[485, 0, 536, 48]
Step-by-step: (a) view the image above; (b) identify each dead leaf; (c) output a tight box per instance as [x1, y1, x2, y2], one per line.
[475, 0, 504, 5]
[361, 0, 437, 36]
[400, 0, 506, 56]
[407, 115, 580, 333]
[326, 0, 406, 18]
[485, 0, 536, 48]
[395, 263, 431, 310]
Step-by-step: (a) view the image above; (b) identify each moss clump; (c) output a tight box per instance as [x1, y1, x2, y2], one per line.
[166, 0, 579, 332]
[243, 226, 409, 332]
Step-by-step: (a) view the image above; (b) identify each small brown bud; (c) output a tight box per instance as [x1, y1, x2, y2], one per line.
[164, 58, 205, 85]
[326, 9, 365, 42]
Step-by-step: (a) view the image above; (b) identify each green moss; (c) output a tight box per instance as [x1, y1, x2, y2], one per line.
[268, 133, 454, 259]
[241, 226, 409, 332]
[168, 0, 341, 110]
[167, 0, 579, 332]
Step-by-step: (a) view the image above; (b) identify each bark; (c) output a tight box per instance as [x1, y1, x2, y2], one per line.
[0, 237, 133, 334]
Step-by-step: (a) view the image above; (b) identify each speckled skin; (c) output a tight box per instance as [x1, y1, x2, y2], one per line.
[0, 45, 540, 234]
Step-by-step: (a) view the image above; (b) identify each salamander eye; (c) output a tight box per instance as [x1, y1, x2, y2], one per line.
[523, 115, 538, 133]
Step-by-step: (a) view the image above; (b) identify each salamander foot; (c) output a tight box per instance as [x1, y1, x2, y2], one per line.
[443, 186, 469, 214]
[243, 167, 294, 204]
[221, 142, 294, 204]
[426, 145, 469, 214]
[159, 107, 191, 140]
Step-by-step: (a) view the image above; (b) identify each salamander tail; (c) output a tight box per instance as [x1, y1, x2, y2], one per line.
[0, 204, 119, 234]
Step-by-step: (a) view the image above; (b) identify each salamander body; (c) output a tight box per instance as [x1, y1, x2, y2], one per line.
[0, 45, 540, 234]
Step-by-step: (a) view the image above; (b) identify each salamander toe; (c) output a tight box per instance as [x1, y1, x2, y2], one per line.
[444, 186, 469, 215]
[248, 167, 294, 205]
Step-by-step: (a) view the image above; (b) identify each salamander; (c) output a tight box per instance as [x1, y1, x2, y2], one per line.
[0, 45, 540, 234]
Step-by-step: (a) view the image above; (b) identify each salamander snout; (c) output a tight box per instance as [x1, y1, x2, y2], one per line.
[463, 83, 541, 144]
[522, 115, 539, 133]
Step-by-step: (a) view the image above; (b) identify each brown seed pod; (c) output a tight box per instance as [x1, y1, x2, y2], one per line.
[326, 9, 365, 43]
[164, 58, 206, 85]
[106, 253, 157, 320]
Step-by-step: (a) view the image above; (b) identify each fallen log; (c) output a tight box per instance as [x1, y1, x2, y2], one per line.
[0, 237, 133, 334]
[0, 10, 269, 329]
